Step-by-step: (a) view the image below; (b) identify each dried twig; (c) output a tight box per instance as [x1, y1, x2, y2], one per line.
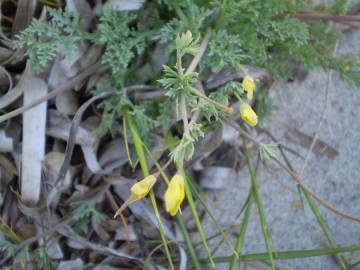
[47, 92, 114, 206]
[292, 12, 360, 28]
[59, 226, 144, 265]
[299, 42, 338, 176]
[287, 129, 338, 159]
[0, 63, 107, 123]
[293, 13, 360, 22]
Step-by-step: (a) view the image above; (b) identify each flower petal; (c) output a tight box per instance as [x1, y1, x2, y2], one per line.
[164, 174, 185, 216]
[130, 175, 157, 199]
[240, 103, 258, 127]
[242, 75, 256, 93]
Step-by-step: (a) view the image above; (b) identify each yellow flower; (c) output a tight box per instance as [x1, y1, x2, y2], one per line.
[130, 175, 157, 202]
[114, 175, 157, 218]
[164, 174, 185, 216]
[242, 75, 256, 100]
[240, 103, 258, 127]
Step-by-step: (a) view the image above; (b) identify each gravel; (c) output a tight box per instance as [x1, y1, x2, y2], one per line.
[200, 24, 360, 270]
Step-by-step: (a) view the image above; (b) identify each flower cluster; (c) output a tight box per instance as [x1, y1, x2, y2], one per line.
[114, 173, 186, 218]
[114, 75, 259, 219]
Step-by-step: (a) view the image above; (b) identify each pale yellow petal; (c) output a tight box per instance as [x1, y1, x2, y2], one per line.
[246, 88, 253, 100]
[130, 175, 156, 199]
[242, 75, 256, 93]
[164, 180, 181, 214]
[164, 174, 186, 216]
[172, 174, 185, 200]
[240, 103, 258, 127]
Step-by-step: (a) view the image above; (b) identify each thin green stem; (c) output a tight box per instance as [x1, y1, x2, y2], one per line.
[148, 192, 174, 269]
[125, 108, 175, 270]
[278, 145, 349, 270]
[229, 159, 260, 270]
[176, 215, 202, 270]
[244, 143, 276, 270]
[167, 132, 216, 269]
[184, 179, 217, 269]
[230, 195, 253, 270]
[303, 190, 349, 270]
[230, 121, 360, 223]
[142, 143, 202, 270]
[190, 87, 234, 114]
[187, 178, 239, 259]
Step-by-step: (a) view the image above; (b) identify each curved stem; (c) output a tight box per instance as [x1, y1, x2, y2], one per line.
[125, 108, 175, 270]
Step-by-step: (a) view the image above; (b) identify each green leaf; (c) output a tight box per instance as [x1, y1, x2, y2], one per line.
[202, 30, 246, 72]
[0, 240, 16, 257]
[259, 143, 278, 161]
[176, 30, 199, 56]
[36, 247, 52, 270]
[71, 201, 105, 234]
[16, 247, 29, 266]
[15, 8, 85, 72]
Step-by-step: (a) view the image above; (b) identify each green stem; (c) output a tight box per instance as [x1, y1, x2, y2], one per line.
[187, 178, 238, 259]
[142, 142, 202, 270]
[230, 194, 252, 270]
[124, 108, 175, 270]
[167, 132, 216, 269]
[176, 215, 202, 270]
[244, 143, 276, 270]
[190, 87, 234, 114]
[303, 190, 349, 270]
[229, 159, 260, 270]
[184, 179, 217, 269]
[279, 147, 349, 270]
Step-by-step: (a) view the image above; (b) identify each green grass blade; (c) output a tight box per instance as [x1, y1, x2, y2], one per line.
[230, 158, 261, 270]
[303, 189, 349, 269]
[184, 179, 217, 269]
[186, 178, 239, 259]
[230, 191, 254, 270]
[199, 245, 360, 264]
[0, 219, 21, 243]
[125, 108, 175, 270]
[176, 215, 202, 270]
[279, 146, 349, 270]
[244, 145, 276, 270]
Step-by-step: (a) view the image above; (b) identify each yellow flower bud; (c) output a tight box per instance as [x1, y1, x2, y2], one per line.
[114, 175, 157, 218]
[164, 174, 185, 216]
[130, 175, 157, 201]
[240, 103, 258, 127]
[242, 75, 256, 100]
